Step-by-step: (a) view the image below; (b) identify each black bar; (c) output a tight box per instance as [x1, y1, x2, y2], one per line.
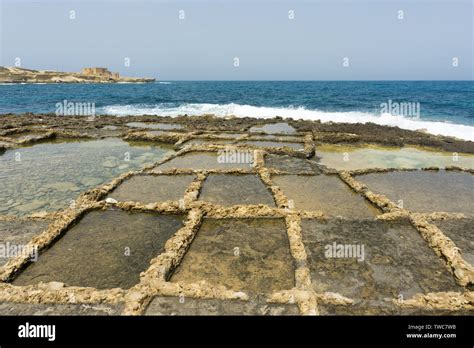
[0, 315, 472, 346]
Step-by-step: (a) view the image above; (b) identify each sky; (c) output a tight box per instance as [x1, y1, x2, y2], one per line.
[0, 0, 472, 80]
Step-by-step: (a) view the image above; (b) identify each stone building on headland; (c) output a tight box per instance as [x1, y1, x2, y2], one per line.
[0, 66, 154, 83]
[81, 67, 120, 79]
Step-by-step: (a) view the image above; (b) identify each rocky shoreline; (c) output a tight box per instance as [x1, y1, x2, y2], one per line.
[0, 113, 472, 316]
[0, 67, 155, 84]
[0, 113, 473, 153]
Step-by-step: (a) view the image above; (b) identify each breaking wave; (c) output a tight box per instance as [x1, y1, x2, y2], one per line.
[100, 103, 474, 141]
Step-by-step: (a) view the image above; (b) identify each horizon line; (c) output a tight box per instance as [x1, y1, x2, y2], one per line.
[158, 79, 474, 82]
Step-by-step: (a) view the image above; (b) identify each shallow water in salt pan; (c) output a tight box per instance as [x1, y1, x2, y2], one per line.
[108, 174, 195, 203]
[272, 175, 379, 217]
[171, 218, 295, 293]
[0, 138, 173, 216]
[126, 122, 183, 130]
[198, 174, 275, 206]
[302, 219, 462, 310]
[358, 170, 474, 214]
[249, 123, 296, 135]
[239, 140, 304, 150]
[155, 152, 254, 171]
[316, 144, 474, 170]
[13, 210, 184, 289]
[180, 138, 236, 148]
[6, 132, 49, 142]
[433, 219, 474, 265]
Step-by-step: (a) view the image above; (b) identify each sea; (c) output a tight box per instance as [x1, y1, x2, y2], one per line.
[1, 81, 473, 141]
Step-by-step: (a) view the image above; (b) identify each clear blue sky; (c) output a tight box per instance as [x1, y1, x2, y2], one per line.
[0, 0, 472, 80]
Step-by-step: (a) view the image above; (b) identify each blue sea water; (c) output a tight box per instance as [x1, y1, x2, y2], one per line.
[1, 81, 473, 140]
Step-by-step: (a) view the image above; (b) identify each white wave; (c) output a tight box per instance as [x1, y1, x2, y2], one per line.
[0, 82, 28, 85]
[100, 103, 474, 141]
[116, 81, 146, 84]
[0, 82, 50, 85]
[157, 81, 172, 85]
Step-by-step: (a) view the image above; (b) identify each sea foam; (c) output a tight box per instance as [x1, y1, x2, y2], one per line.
[100, 103, 474, 142]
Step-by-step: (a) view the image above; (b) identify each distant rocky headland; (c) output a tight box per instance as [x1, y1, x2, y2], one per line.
[0, 66, 155, 83]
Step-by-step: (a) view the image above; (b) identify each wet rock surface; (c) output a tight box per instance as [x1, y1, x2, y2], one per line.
[145, 295, 299, 315]
[264, 154, 322, 174]
[171, 218, 295, 293]
[198, 174, 275, 206]
[306, 121, 474, 154]
[272, 175, 380, 217]
[108, 174, 195, 203]
[433, 219, 474, 265]
[357, 171, 474, 214]
[0, 219, 49, 267]
[180, 138, 236, 148]
[317, 302, 473, 316]
[126, 122, 183, 130]
[13, 210, 185, 289]
[0, 302, 124, 315]
[155, 152, 254, 171]
[316, 144, 474, 171]
[239, 140, 304, 150]
[0, 113, 472, 154]
[0, 138, 173, 216]
[301, 219, 462, 302]
[1, 113, 472, 315]
[249, 122, 297, 135]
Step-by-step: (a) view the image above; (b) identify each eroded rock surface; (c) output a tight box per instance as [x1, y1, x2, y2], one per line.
[198, 174, 275, 206]
[1, 113, 472, 315]
[301, 219, 462, 305]
[357, 171, 474, 214]
[0, 219, 49, 267]
[145, 296, 299, 315]
[13, 210, 185, 289]
[108, 174, 195, 203]
[171, 218, 295, 293]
